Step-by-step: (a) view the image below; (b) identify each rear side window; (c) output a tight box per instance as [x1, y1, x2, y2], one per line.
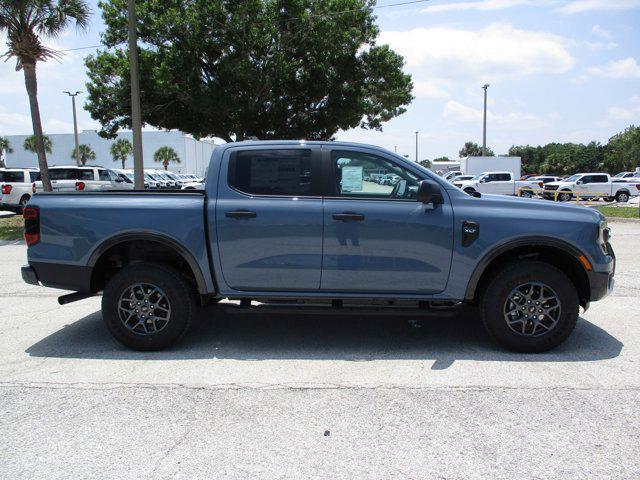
[79, 169, 95, 181]
[228, 149, 312, 196]
[98, 169, 111, 181]
[29, 172, 39, 182]
[592, 175, 608, 183]
[49, 169, 78, 180]
[495, 173, 511, 181]
[0, 171, 25, 182]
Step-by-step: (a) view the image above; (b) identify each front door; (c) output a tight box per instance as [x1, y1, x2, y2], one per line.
[215, 146, 323, 291]
[321, 148, 454, 294]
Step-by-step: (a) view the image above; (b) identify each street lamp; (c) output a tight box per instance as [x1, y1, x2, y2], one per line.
[482, 84, 490, 156]
[63, 91, 81, 166]
[415, 131, 419, 162]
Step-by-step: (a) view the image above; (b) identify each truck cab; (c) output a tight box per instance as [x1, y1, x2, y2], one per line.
[453, 171, 514, 195]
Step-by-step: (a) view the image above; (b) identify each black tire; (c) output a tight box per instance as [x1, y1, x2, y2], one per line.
[615, 191, 630, 203]
[479, 261, 579, 353]
[464, 188, 476, 195]
[520, 189, 533, 198]
[603, 197, 615, 203]
[557, 191, 572, 202]
[19, 194, 30, 207]
[102, 263, 196, 351]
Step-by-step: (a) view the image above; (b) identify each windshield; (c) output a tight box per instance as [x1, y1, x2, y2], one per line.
[613, 172, 627, 178]
[563, 175, 581, 182]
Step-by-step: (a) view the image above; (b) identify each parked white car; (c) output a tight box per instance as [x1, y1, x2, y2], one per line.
[516, 175, 563, 198]
[181, 179, 205, 190]
[450, 174, 475, 183]
[453, 171, 517, 195]
[33, 165, 133, 192]
[1, 167, 39, 212]
[442, 170, 462, 181]
[543, 173, 640, 202]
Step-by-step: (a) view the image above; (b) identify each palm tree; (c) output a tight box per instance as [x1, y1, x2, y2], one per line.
[153, 146, 181, 171]
[110, 138, 133, 169]
[71, 144, 96, 165]
[0, 136, 13, 168]
[24, 134, 53, 154]
[1, 1, 90, 191]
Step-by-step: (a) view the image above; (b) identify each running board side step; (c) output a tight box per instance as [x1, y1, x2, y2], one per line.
[217, 303, 463, 317]
[58, 292, 97, 305]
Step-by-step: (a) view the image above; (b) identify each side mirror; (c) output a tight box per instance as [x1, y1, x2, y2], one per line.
[479, 178, 487, 183]
[417, 180, 443, 205]
[576, 180, 583, 185]
[115, 177, 124, 183]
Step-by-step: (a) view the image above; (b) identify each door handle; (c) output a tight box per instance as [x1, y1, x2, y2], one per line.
[332, 212, 365, 221]
[225, 210, 257, 219]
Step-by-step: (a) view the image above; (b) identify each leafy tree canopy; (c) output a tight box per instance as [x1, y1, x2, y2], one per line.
[459, 141, 494, 158]
[85, 0, 413, 141]
[71, 144, 96, 165]
[418, 159, 432, 169]
[153, 146, 181, 170]
[24, 134, 52, 154]
[110, 138, 132, 168]
[432, 156, 450, 162]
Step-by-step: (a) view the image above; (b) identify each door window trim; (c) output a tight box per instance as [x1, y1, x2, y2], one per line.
[322, 148, 426, 202]
[225, 147, 323, 199]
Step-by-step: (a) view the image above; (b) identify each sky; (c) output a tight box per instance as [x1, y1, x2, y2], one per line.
[1, 0, 639, 160]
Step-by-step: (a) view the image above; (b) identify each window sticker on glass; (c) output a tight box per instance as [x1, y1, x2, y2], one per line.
[341, 166, 363, 192]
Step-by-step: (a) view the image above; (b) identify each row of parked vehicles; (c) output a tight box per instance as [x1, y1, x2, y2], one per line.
[0, 165, 204, 213]
[447, 170, 640, 203]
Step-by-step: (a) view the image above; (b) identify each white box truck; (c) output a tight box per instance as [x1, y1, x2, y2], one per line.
[460, 156, 521, 179]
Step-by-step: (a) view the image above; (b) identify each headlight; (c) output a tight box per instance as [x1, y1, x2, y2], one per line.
[598, 220, 610, 254]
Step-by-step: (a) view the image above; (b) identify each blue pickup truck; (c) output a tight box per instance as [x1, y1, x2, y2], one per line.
[21, 141, 615, 352]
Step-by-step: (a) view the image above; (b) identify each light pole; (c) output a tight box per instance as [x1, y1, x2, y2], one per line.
[394, 145, 397, 153]
[482, 84, 490, 156]
[128, 0, 144, 189]
[64, 91, 81, 165]
[415, 131, 419, 162]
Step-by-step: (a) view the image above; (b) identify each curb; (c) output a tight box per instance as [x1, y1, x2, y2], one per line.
[605, 216, 640, 223]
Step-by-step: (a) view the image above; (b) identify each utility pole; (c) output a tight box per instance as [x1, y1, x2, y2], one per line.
[415, 131, 419, 162]
[128, 0, 144, 189]
[482, 84, 490, 156]
[64, 91, 81, 165]
[394, 145, 397, 153]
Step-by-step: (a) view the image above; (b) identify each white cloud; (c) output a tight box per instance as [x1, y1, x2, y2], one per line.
[588, 57, 640, 79]
[421, 0, 533, 13]
[413, 80, 449, 99]
[591, 25, 612, 39]
[559, 0, 640, 14]
[0, 105, 32, 135]
[607, 96, 640, 121]
[443, 100, 548, 129]
[379, 23, 574, 81]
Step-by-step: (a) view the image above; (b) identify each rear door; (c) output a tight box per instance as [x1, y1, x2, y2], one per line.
[215, 146, 324, 291]
[320, 147, 454, 294]
[587, 174, 609, 196]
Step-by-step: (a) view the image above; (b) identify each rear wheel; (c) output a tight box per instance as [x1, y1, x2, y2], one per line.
[615, 191, 630, 203]
[557, 191, 572, 202]
[519, 189, 533, 198]
[603, 197, 615, 203]
[479, 261, 579, 352]
[19, 194, 30, 209]
[102, 263, 196, 350]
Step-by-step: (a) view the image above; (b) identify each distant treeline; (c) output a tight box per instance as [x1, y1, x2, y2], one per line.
[509, 125, 640, 176]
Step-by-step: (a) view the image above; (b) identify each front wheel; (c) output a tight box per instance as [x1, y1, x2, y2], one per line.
[519, 189, 533, 198]
[479, 261, 579, 352]
[102, 263, 196, 350]
[557, 192, 572, 202]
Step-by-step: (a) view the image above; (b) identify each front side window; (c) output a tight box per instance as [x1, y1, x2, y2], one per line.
[229, 149, 312, 196]
[98, 169, 111, 181]
[29, 172, 39, 182]
[331, 151, 420, 200]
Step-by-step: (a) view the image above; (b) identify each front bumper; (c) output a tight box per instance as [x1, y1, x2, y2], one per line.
[21, 265, 39, 286]
[588, 242, 615, 302]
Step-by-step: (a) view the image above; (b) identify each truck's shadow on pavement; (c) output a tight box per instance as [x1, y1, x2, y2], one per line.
[26, 304, 623, 368]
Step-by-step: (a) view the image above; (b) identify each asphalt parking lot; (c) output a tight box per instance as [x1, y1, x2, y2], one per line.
[0, 221, 639, 479]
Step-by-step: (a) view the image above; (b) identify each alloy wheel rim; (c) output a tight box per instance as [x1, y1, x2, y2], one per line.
[619, 193, 628, 202]
[118, 282, 171, 335]
[503, 282, 561, 337]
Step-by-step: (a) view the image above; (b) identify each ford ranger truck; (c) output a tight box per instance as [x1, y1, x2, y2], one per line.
[21, 141, 615, 352]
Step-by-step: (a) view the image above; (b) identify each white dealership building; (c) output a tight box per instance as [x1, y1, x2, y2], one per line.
[2, 130, 221, 177]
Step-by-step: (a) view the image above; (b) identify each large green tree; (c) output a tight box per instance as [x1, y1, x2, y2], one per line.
[1, 0, 90, 191]
[603, 125, 640, 173]
[110, 138, 133, 169]
[84, 0, 413, 141]
[153, 146, 181, 170]
[459, 141, 494, 158]
[71, 144, 96, 165]
[0, 136, 13, 167]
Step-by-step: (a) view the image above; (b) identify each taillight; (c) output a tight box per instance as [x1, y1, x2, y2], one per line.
[636, 184, 640, 191]
[1, 184, 11, 195]
[32, 182, 36, 194]
[75, 181, 85, 191]
[23, 206, 40, 246]
[538, 182, 544, 188]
